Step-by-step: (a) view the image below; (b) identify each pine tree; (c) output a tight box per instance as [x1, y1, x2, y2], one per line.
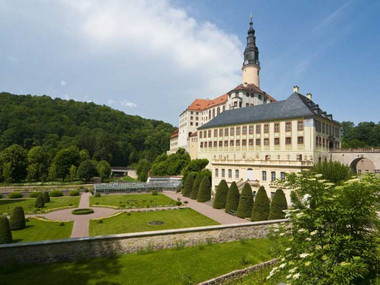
[251, 186, 270, 221]
[182, 174, 195, 197]
[9, 206, 26, 230]
[0, 216, 12, 244]
[43, 191, 50, 203]
[34, 193, 45, 208]
[236, 183, 254, 218]
[268, 189, 288, 220]
[225, 182, 240, 213]
[197, 177, 211, 202]
[213, 180, 228, 209]
[190, 173, 202, 200]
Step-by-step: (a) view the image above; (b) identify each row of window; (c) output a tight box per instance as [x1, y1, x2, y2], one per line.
[200, 136, 304, 148]
[215, 168, 286, 182]
[315, 120, 340, 137]
[316, 137, 340, 149]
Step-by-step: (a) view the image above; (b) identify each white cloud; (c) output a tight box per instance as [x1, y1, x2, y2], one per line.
[107, 99, 114, 105]
[60, 80, 66, 86]
[121, 100, 137, 108]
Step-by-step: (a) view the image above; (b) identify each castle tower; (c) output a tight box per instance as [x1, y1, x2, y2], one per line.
[242, 14, 260, 87]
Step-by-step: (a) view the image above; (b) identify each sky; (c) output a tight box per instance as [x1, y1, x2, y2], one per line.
[0, 0, 379, 126]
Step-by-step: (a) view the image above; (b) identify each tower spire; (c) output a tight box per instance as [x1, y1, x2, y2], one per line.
[242, 14, 260, 87]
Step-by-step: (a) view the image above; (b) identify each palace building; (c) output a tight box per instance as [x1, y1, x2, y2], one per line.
[168, 16, 341, 202]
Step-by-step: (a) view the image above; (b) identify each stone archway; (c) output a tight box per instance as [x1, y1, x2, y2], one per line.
[350, 157, 375, 174]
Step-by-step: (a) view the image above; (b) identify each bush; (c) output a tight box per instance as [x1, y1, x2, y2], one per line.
[59, 222, 65, 226]
[176, 201, 182, 206]
[152, 190, 158, 196]
[190, 174, 202, 200]
[197, 177, 211, 202]
[34, 193, 45, 208]
[29, 191, 42, 198]
[213, 180, 228, 209]
[268, 189, 287, 220]
[43, 191, 50, 203]
[182, 174, 195, 197]
[311, 161, 353, 184]
[236, 183, 253, 218]
[225, 182, 240, 213]
[8, 192, 22, 199]
[95, 192, 101, 197]
[50, 190, 63, 197]
[251, 186, 270, 221]
[0, 216, 12, 244]
[69, 190, 80, 196]
[72, 208, 94, 215]
[0, 194, 2, 199]
[9, 206, 26, 230]
[77, 159, 98, 182]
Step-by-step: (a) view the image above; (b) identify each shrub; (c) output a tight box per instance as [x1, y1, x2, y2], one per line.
[29, 191, 42, 198]
[43, 191, 50, 203]
[69, 190, 80, 196]
[190, 170, 211, 200]
[182, 174, 195, 197]
[184, 200, 188, 204]
[95, 192, 101, 197]
[268, 189, 287, 220]
[176, 201, 182, 206]
[311, 161, 353, 184]
[59, 222, 65, 226]
[197, 177, 211, 202]
[213, 180, 228, 209]
[225, 182, 240, 213]
[34, 193, 45, 208]
[9, 206, 26, 230]
[8, 192, 22, 199]
[0, 216, 12, 244]
[0, 194, 2, 199]
[50, 190, 63, 197]
[236, 183, 254, 218]
[251, 186, 270, 221]
[72, 208, 94, 215]
[152, 190, 158, 196]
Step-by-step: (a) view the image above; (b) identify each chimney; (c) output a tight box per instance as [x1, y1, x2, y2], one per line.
[293, 86, 299, 93]
[306, 93, 312, 101]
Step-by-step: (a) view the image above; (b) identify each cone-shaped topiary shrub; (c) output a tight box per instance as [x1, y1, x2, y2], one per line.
[10, 206, 26, 230]
[0, 216, 12, 244]
[213, 180, 229, 209]
[43, 191, 50, 203]
[197, 177, 211, 202]
[251, 186, 270, 221]
[268, 189, 288, 220]
[225, 182, 240, 214]
[34, 193, 45, 208]
[182, 174, 195, 197]
[190, 173, 202, 200]
[236, 183, 254, 218]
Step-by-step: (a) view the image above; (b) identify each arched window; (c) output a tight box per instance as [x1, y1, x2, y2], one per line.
[212, 108, 215, 118]
[217, 107, 220, 115]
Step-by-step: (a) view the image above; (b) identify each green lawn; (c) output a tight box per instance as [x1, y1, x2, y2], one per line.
[11, 218, 73, 243]
[0, 196, 80, 214]
[89, 193, 178, 208]
[90, 208, 219, 236]
[0, 238, 274, 285]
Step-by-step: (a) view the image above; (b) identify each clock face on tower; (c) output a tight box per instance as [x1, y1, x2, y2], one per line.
[244, 60, 249, 65]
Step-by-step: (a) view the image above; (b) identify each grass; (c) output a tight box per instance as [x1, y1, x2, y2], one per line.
[225, 265, 274, 285]
[11, 218, 73, 243]
[90, 208, 219, 236]
[0, 238, 274, 285]
[89, 193, 177, 208]
[0, 196, 80, 214]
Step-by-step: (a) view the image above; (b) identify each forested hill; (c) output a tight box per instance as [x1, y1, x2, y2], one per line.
[0, 92, 176, 166]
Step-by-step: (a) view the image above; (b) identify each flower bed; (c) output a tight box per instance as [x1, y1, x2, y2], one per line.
[72, 208, 94, 215]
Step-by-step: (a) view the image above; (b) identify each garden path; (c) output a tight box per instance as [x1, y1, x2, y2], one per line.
[163, 192, 247, 225]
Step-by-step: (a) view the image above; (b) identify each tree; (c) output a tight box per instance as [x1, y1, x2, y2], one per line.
[48, 163, 57, 181]
[69, 165, 77, 181]
[2, 162, 12, 183]
[0, 216, 12, 244]
[34, 193, 45, 208]
[77, 159, 98, 182]
[236, 183, 253, 218]
[9, 206, 26, 230]
[53, 146, 80, 180]
[150, 148, 190, 176]
[27, 146, 48, 181]
[225, 182, 240, 213]
[97, 160, 111, 182]
[251, 186, 270, 221]
[311, 161, 353, 184]
[0, 144, 27, 182]
[181, 159, 209, 183]
[43, 191, 50, 203]
[190, 170, 211, 200]
[197, 176, 211, 202]
[182, 173, 195, 197]
[79, 149, 90, 162]
[136, 159, 151, 182]
[213, 180, 228, 209]
[268, 189, 287, 220]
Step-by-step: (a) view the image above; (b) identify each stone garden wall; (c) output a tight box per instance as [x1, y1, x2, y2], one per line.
[0, 219, 286, 265]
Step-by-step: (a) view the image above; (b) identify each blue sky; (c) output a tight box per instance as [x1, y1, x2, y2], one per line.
[0, 0, 379, 126]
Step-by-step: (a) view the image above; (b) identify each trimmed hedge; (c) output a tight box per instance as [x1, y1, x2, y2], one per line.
[29, 191, 42, 198]
[0, 216, 12, 244]
[182, 174, 195, 197]
[268, 189, 288, 220]
[251, 186, 270, 221]
[10, 206, 26, 230]
[236, 183, 253, 218]
[213, 180, 228, 209]
[50, 190, 63, 197]
[34, 193, 45, 208]
[197, 177, 211, 202]
[72, 208, 94, 215]
[190, 174, 202, 200]
[8, 192, 22, 199]
[69, 190, 80, 196]
[225, 182, 240, 213]
[43, 191, 50, 203]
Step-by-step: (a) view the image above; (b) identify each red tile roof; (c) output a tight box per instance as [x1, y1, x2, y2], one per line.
[187, 94, 228, 112]
[170, 129, 179, 138]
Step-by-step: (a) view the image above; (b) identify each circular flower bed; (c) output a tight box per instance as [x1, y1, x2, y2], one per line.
[72, 208, 94, 215]
[147, 220, 165, 226]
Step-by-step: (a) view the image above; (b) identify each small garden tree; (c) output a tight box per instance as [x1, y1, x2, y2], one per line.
[34, 193, 45, 208]
[43, 191, 50, 203]
[251, 186, 270, 221]
[97, 160, 111, 182]
[77, 159, 98, 182]
[0, 216, 12, 244]
[236, 183, 253, 218]
[213, 180, 228, 209]
[182, 173, 195, 197]
[10, 206, 26, 230]
[190, 170, 211, 200]
[225, 182, 239, 213]
[268, 188, 287, 220]
[197, 177, 211, 202]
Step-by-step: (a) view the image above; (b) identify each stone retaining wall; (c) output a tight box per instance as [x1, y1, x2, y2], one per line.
[0, 219, 286, 265]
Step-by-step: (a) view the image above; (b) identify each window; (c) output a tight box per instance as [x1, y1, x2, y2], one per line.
[262, 171, 267, 181]
[196, 117, 198, 120]
[322, 123, 325, 133]
[246, 103, 249, 107]
[208, 141, 212, 148]
[191, 111, 193, 115]
[209, 110, 211, 119]
[214, 129, 218, 137]
[242, 126, 247, 135]
[298, 136, 304, 144]
[246, 92, 249, 97]
[217, 107, 220, 115]
[236, 127, 241, 135]
[235, 169, 239, 179]
[230, 140, 234, 146]
[224, 128, 229, 136]
[222, 169, 225, 177]
[212, 109, 215, 118]
[249, 125, 254, 134]
[215, 169, 218, 177]
[297, 120, 304, 131]
[281, 172, 286, 181]
[190, 116, 193, 120]
[236, 140, 240, 146]
[196, 123, 198, 126]
[274, 138, 280, 145]
[204, 130, 207, 138]
[285, 137, 292, 144]
[256, 139, 261, 145]
[213, 141, 217, 147]
[224, 140, 228, 146]
[271, 171, 276, 182]
[264, 138, 269, 145]
[228, 169, 232, 178]
[256, 125, 261, 133]
[249, 139, 254, 146]
[297, 154, 302, 161]
[242, 139, 247, 146]
[190, 122, 193, 126]
[199, 131, 202, 138]
[234, 101, 237, 107]
[208, 130, 211, 138]
[219, 128, 223, 136]
[286, 122, 292, 131]
[219, 141, 222, 147]
[316, 136, 319, 146]
[264, 124, 269, 133]
[204, 142, 207, 148]
[274, 123, 280, 132]
[230, 127, 235, 136]
[200, 142, 203, 148]
[258, 94, 262, 100]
